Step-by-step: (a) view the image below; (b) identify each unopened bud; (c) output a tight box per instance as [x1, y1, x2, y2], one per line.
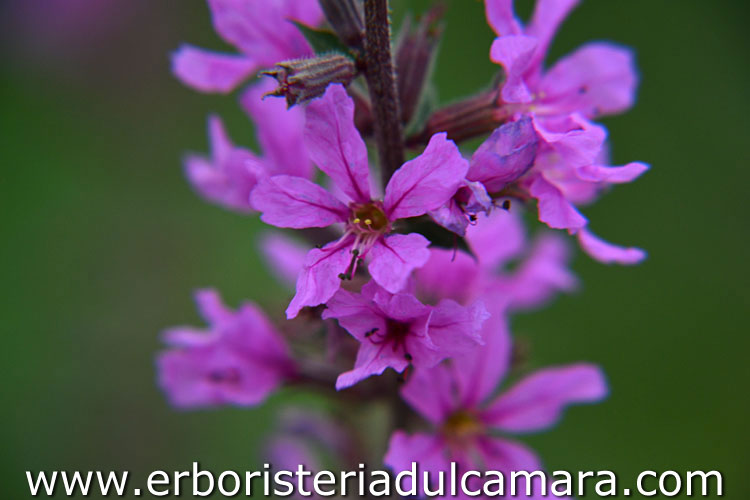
[396, 5, 444, 124]
[406, 86, 511, 146]
[319, 0, 365, 50]
[262, 53, 357, 107]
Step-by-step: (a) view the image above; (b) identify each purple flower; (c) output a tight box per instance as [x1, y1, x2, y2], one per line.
[430, 116, 538, 236]
[485, 0, 638, 120]
[186, 80, 311, 212]
[156, 289, 294, 408]
[172, 0, 323, 93]
[250, 84, 470, 318]
[322, 282, 487, 390]
[416, 209, 577, 313]
[384, 311, 607, 489]
[480, 0, 649, 264]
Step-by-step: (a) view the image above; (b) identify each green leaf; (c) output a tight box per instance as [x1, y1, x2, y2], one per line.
[292, 21, 355, 58]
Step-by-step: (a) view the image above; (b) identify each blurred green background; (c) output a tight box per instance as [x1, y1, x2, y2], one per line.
[1, 0, 748, 498]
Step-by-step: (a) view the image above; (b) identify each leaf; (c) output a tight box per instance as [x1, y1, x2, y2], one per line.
[292, 21, 356, 58]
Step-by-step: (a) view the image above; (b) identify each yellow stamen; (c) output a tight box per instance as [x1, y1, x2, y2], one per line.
[364, 219, 372, 225]
[352, 218, 361, 224]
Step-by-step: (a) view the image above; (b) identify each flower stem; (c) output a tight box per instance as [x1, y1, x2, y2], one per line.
[363, 0, 405, 186]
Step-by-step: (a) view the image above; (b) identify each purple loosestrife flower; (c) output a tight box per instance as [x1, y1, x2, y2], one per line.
[172, 0, 323, 93]
[251, 84, 470, 318]
[431, 116, 538, 236]
[322, 282, 487, 390]
[384, 312, 607, 491]
[416, 209, 577, 313]
[186, 81, 311, 212]
[481, 0, 649, 264]
[157, 289, 294, 408]
[485, 0, 637, 120]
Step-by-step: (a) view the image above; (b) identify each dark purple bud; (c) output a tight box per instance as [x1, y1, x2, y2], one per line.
[319, 0, 365, 50]
[395, 5, 444, 124]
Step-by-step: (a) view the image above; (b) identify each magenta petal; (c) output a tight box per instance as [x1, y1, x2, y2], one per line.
[576, 162, 649, 184]
[415, 248, 480, 305]
[529, 176, 587, 230]
[466, 209, 526, 270]
[484, 0, 522, 37]
[483, 363, 608, 433]
[401, 363, 458, 424]
[526, 0, 580, 70]
[207, 0, 313, 65]
[489, 35, 537, 103]
[305, 84, 371, 203]
[336, 341, 409, 390]
[286, 242, 353, 319]
[240, 81, 311, 179]
[503, 233, 578, 311]
[250, 175, 348, 228]
[385, 133, 469, 219]
[468, 116, 538, 192]
[428, 299, 487, 357]
[577, 228, 646, 265]
[368, 233, 431, 293]
[452, 309, 512, 408]
[321, 287, 385, 342]
[259, 232, 309, 287]
[541, 42, 639, 118]
[476, 436, 543, 473]
[172, 44, 255, 94]
[384, 431, 449, 492]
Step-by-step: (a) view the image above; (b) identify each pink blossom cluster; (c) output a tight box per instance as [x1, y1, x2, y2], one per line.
[157, 0, 647, 492]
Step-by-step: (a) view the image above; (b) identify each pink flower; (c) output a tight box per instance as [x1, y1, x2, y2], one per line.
[384, 311, 607, 489]
[482, 0, 649, 264]
[322, 282, 487, 390]
[431, 116, 538, 236]
[416, 209, 577, 313]
[250, 84, 470, 318]
[156, 289, 294, 408]
[172, 0, 323, 93]
[485, 0, 638, 120]
[185, 80, 311, 212]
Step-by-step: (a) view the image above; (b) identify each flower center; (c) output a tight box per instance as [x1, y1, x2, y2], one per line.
[364, 319, 414, 361]
[349, 201, 390, 234]
[442, 410, 484, 440]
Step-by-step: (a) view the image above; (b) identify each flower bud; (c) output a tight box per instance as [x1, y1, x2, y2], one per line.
[319, 0, 365, 50]
[262, 54, 357, 107]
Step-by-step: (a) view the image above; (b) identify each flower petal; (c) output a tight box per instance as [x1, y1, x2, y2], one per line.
[415, 248, 480, 305]
[476, 436, 543, 473]
[250, 175, 348, 228]
[385, 133, 469, 220]
[466, 209, 526, 270]
[207, 0, 314, 64]
[384, 431, 449, 493]
[482, 363, 608, 433]
[335, 341, 409, 390]
[452, 308, 512, 407]
[529, 175, 587, 231]
[540, 42, 639, 118]
[240, 81, 311, 178]
[368, 233, 431, 294]
[577, 228, 646, 265]
[171, 44, 255, 94]
[576, 162, 649, 184]
[286, 241, 353, 319]
[401, 362, 459, 424]
[484, 0, 522, 37]
[468, 116, 538, 192]
[526, 0, 580, 71]
[305, 84, 371, 203]
[489, 35, 537, 104]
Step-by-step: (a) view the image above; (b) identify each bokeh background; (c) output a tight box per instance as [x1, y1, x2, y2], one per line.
[1, 0, 748, 498]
